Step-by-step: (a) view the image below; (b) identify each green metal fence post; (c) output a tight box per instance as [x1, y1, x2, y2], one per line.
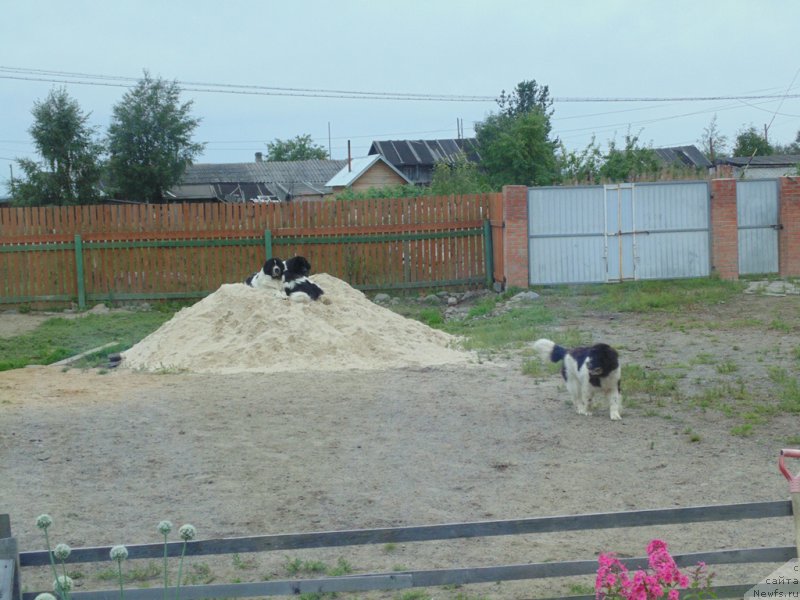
[264, 229, 272, 260]
[483, 219, 494, 289]
[74, 234, 86, 310]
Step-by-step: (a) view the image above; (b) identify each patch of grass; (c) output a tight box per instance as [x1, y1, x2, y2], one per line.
[326, 557, 353, 576]
[568, 582, 596, 595]
[690, 353, 715, 366]
[418, 307, 444, 327]
[731, 423, 754, 437]
[621, 364, 680, 397]
[182, 562, 214, 585]
[398, 591, 432, 600]
[95, 560, 161, 583]
[770, 318, 793, 333]
[770, 367, 800, 412]
[232, 553, 257, 570]
[683, 428, 702, 443]
[0, 311, 174, 371]
[716, 360, 738, 374]
[442, 304, 558, 350]
[580, 278, 745, 314]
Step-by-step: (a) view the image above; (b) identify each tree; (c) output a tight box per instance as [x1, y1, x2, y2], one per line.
[557, 137, 603, 184]
[496, 79, 553, 118]
[106, 72, 204, 202]
[732, 125, 773, 158]
[476, 109, 559, 188]
[10, 87, 103, 206]
[599, 132, 660, 182]
[698, 114, 728, 162]
[429, 152, 489, 195]
[266, 134, 328, 161]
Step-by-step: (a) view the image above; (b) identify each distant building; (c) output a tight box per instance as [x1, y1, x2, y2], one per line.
[715, 154, 800, 179]
[166, 154, 348, 203]
[326, 155, 411, 194]
[368, 138, 481, 185]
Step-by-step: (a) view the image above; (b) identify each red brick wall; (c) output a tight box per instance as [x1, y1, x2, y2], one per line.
[501, 185, 529, 288]
[779, 177, 800, 277]
[710, 179, 739, 280]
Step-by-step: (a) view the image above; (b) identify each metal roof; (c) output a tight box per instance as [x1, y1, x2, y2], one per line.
[326, 155, 412, 188]
[368, 138, 481, 167]
[174, 159, 349, 201]
[653, 145, 712, 169]
[718, 154, 800, 167]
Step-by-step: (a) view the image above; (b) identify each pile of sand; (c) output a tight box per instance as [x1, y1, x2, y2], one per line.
[121, 274, 474, 374]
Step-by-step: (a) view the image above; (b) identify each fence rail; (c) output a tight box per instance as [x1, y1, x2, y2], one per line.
[0, 195, 499, 307]
[3, 500, 795, 600]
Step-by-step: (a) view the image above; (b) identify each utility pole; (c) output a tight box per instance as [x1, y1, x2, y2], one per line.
[328, 122, 332, 159]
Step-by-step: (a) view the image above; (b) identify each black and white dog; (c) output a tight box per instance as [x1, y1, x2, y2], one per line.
[245, 255, 323, 302]
[281, 269, 324, 302]
[244, 257, 285, 289]
[533, 338, 622, 420]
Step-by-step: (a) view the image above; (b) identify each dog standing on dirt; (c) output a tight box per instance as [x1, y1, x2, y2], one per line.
[532, 338, 622, 420]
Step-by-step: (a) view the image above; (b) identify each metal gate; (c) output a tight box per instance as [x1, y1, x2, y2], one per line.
[737, 180, 780, 275]
[529, 181, 711, 285]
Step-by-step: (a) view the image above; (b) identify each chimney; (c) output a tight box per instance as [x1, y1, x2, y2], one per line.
[347, 140, 351, 172]
[255, 152, 263, 162]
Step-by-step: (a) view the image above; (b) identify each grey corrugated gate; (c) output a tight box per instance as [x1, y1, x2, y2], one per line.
[528, 181, 711, 285]
[736, 179, 780, 275]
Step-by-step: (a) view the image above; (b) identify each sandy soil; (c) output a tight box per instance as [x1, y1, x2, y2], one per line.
[1, 285, 799, 599]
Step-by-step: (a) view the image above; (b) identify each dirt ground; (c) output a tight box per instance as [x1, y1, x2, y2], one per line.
[1, 284, 799, 599]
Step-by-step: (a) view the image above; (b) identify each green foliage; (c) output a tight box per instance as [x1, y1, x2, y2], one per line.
[475, 109, 559, 187]
[429, 152, 490, 195]
[474, 78, 559, 188]
[558, 136, 604, 184]
[598, 132, 661, 182]
[106, 71, 204, 202]
[698, 114, 728, 161]
[732, 125, 773, 158]
[585, 277, 744, 313]
[266, 134, 328, 161]
[496, 79, 553, 118]
[10, 87, 104, 206]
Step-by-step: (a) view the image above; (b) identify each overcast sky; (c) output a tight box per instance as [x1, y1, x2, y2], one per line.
[2, 0, 799, 190]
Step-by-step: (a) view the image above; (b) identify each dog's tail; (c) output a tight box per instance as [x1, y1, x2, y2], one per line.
[532, 338, 568, 363]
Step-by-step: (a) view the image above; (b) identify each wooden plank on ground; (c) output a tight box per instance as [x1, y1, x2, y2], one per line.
[19, 501, 792, 566]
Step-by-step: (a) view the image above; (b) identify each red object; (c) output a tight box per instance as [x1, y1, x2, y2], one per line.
[779, 449, 800, 493]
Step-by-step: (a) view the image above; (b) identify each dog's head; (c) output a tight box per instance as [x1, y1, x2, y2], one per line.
[263, 257, 285, 279]
[283, 256, 311, 277]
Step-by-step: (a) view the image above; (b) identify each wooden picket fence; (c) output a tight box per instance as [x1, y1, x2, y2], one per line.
[1, 500, 795, 600]
[0, 194, 502, 308]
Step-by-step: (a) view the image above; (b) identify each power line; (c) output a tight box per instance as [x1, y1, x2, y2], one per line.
[2, 66, 800, 104]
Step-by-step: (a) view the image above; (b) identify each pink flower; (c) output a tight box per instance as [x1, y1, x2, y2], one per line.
[646, 539, 668, 555]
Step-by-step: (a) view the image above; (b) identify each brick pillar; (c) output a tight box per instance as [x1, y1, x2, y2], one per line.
[779, 177, 800, 277]
[501, 185, 529, 289]
[710, 179, 739, 280]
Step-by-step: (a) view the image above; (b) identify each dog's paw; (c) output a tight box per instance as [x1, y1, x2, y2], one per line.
[576, 409, 591, 416]
[610, 411, 622, 421]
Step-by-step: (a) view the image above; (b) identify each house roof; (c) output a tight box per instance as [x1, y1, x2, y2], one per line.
[368, 138, 481, 167]
[174, 158, 348, 201]
[326, 155, 412, 188]
[717, 154, 800, 167]
[652, 145, 712, 169]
